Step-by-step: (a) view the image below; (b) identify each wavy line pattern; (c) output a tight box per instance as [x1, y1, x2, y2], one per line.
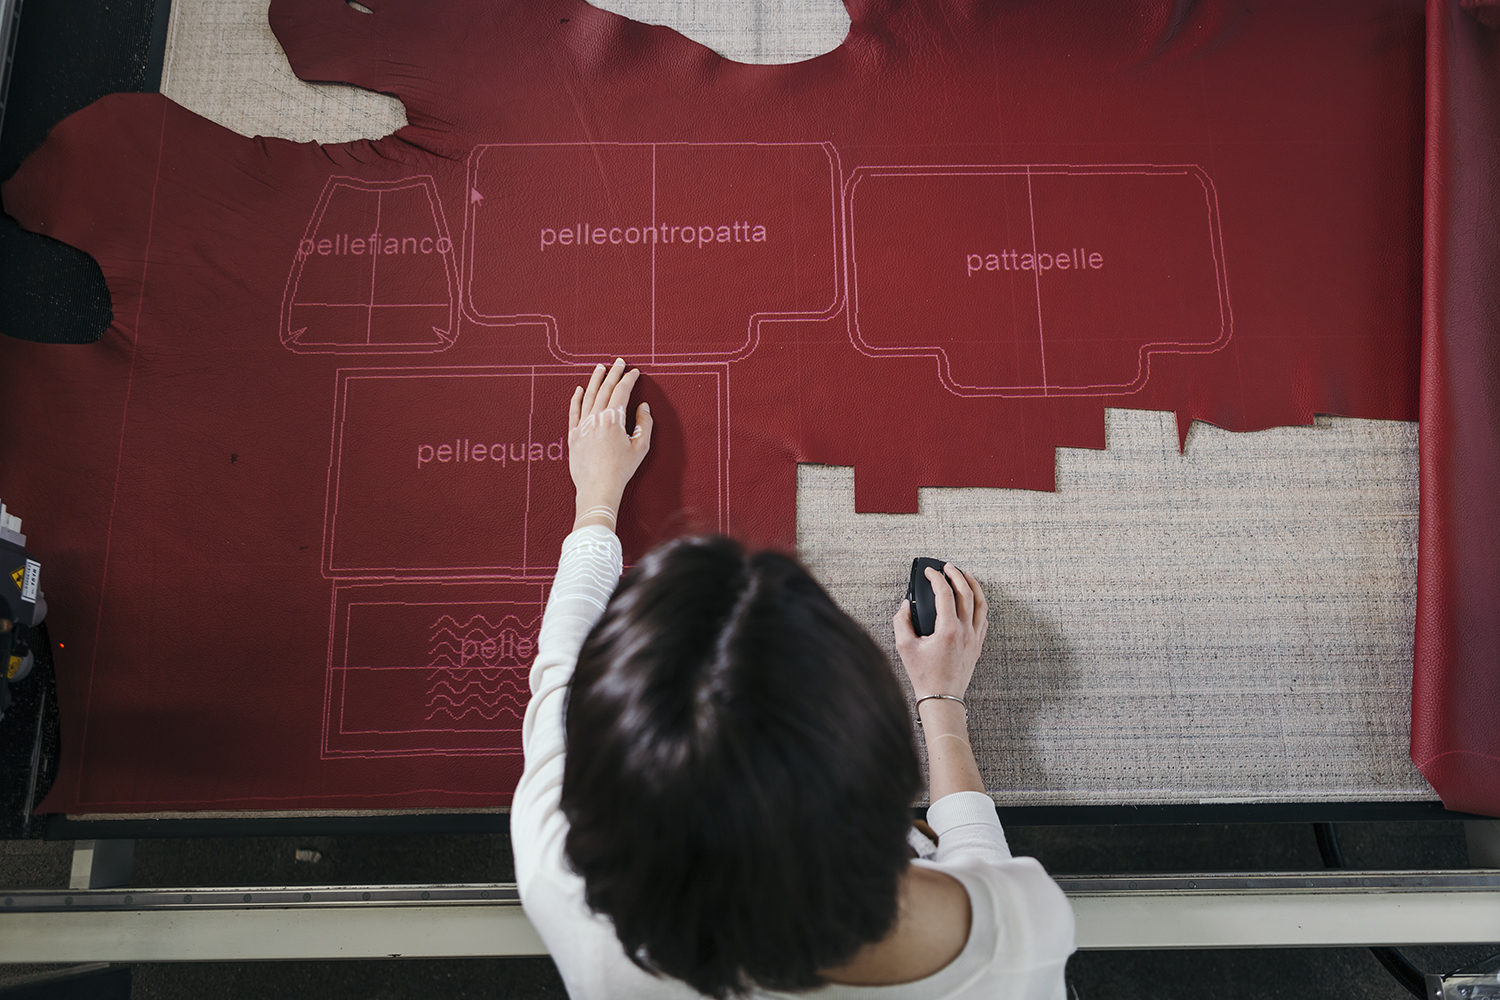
[427, 690, 525, 710]
[417, 610, 538, 726]
[429, 625, 533, 645]
[424, 666, 523, 679]
[426, 704, 518, 722]
[427, 678, 528, 699]
[430, 614, 538, 633]
[427, 634, 533, 656]
[425, 656, 536, 670]
[428, 611, 539, 669]
[422, 660, 527, 726]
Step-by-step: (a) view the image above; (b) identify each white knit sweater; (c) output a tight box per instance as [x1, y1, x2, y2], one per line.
[512, 526, 1075, 999]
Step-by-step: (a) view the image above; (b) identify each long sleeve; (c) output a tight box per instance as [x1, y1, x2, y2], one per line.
[509, 528, 707, 1000]
[511, 525, 623, 894]
[927, 790, 1012, 864]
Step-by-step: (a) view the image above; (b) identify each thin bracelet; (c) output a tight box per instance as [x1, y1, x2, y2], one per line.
[914, 693, 966, 727]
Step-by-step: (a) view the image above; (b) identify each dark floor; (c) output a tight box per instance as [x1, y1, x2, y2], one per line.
[2, 1, 1498, 998]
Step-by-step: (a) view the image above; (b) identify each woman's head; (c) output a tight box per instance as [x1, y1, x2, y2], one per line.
[561, 535, 922, 998]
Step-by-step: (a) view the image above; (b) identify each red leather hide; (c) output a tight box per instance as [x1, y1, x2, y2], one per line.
[0, 0, 1441, 813]
[1414, 0, 1500, 818]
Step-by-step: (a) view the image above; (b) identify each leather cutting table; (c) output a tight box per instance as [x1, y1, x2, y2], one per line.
[1, 0, 1496, 978]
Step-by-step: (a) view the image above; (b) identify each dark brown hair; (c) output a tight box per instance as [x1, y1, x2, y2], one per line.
[561, 535, 922, 998]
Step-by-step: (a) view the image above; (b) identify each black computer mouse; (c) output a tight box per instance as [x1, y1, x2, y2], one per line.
[907, 557, 957, 637]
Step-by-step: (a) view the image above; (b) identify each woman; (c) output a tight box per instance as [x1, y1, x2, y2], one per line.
[512, 359, 1075, 998]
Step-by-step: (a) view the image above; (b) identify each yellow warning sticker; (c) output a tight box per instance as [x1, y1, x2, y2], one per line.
[9, 567, 22, 591]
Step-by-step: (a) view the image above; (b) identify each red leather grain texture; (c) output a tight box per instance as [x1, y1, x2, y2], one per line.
[1415, 0, 1500, 818]
[0, 0, 1431, 813]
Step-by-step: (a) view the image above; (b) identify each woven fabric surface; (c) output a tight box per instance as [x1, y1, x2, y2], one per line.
[799, 411, 1427, 805]
[156, 0, 1430, 806]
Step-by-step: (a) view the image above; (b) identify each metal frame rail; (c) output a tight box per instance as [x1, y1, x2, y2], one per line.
[2, 872, 1497, 962]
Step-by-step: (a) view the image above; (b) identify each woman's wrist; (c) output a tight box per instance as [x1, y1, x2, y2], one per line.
[573, 490, 624, 532]
[572, 506, 617, 532]
[921, 700, 985, 797]
[913, 690, 967, 704]
[916, 695, 969, 734]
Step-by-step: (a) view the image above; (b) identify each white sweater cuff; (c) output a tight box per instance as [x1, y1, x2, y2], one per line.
[927, 790, 1006, 842]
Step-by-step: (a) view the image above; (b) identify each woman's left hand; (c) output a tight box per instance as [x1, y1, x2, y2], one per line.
[568, 358, 654, 531]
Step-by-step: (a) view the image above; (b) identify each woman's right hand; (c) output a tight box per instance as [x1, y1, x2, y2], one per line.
[892, 564, 989, 700]
[568, 358, 653, 531]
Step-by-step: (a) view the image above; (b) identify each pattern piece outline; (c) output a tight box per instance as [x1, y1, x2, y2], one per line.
[322, 363, 729, 581]
[842, 163, 1235, 397]
[322, 585, 546, 760]
[281, 174, 460, 355]
[460, 141, 847, 364]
